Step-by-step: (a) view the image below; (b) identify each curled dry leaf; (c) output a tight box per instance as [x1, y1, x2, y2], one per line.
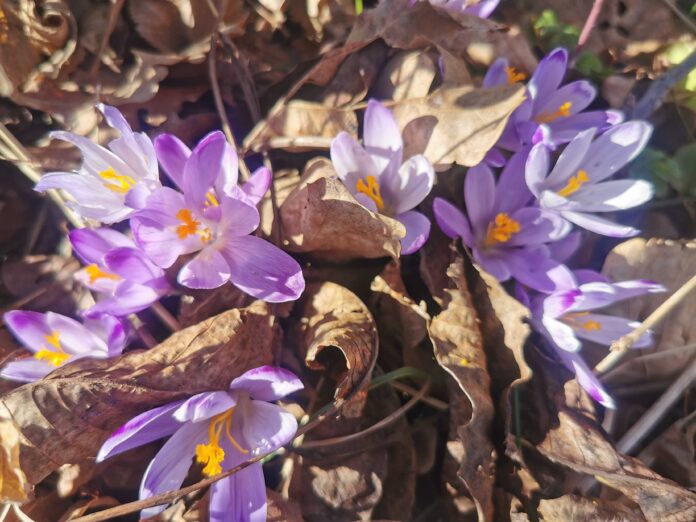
[280, 170, 405, 262]
[0, 302, 278, 490]
[371, 49, 437, 102]
[0, 414, 29, 502]
[293, 281, 378, 417]
[601, 238, 696, 383]
[392, 83, 526, 167]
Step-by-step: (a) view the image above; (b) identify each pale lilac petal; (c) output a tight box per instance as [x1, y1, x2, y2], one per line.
[83, 314, 128, 356]
[390, 155, 434, 214]
[555, 349, 615, 409]
[131, 217, 186, 268]
[569, 179, 653, 211]
[69, 228, 134, 264]
[482, 147, 506, 167]
[571, 313, 653, 348]
[474, 251, 511, 282]
[505, 248, 573, 293]
[542, 315, 581, 352]
[0, 359, 52, 382]
[330, 132, 379, 193]
[573, 269, 608, 285]
[134, 186, 186, 226]
[229, 366, 304, 401]
[525, 143, 551, 197]
[4, 310, 51, 352]
[464, 163, 496, 234]
[104, 247, 163, 283]
[464, 0, 500, 18]
[218, 196, 260, 237]
[98, 104, 155, 178]
[209, 464, 266, 522]
[239, 400, 298, 454]
[506, 207, 571, 246]
[543, 289, 582, 318]
[178, 248, 232, 290]
[173, 391, 237, 423]
[395, 210, 430, 254]
[241, 167, 272, 205]
[548, 230, 582, 263]
[611, 280, 666, 302]
[482, 57, 509, 88]
[223, 235, 304, 303]
[87, 282, 161, 317]
[154, 133, 191, 188]
[528, 48, 568, 109]
[49, 130, 136, 180]
[184, 132, 235, 209]
[494, 148, 533, 214]
[96, 401, 184, 462]
[544, 128, 596, 189]
[433, 197, 473, 245]
[355, 193, 379, 212]
[363, 99, 403, 182]
[545, 110, 623, 146]
[45, 312, 107, 356]
[560, 210, 639, 237]
[140, 422, 207, 518]
[535, 81, 595, 120]
[580, 121, 652, 183]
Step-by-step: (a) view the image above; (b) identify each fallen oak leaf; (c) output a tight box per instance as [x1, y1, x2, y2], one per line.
[0, 302, 279, 491]
[0, 414, 29, 503]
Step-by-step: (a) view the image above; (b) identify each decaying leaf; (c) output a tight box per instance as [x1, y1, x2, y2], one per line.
[0, 414, 29, 502]
[0, 302, 279, 489]
[293, 281, 378, 417]
[280, 172, 405, 262]
[371, 49, 437, 102]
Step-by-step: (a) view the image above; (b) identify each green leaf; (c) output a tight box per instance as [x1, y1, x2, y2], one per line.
[575, 51, 612, 81]
[533, 9, 579, 52]
[673, 143, 696, 197]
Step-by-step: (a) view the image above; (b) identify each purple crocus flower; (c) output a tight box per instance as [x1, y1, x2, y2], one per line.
[131, 132, 304, 301]
[1, 311, 127, 382]
[484, 48, 623, 150]
[433, 151, 573, 292]
[409, 0, 500, 18]
[531, 271, 665, 407]
[526, 122, 654, 237]
[69, 228, 171, 317]
[36, 104, 160, 223]
[97, 366, 303, 522]
[330, 100, 434, 255]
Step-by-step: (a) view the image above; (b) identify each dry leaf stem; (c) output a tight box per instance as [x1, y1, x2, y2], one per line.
[150, 302, 181, 332]
[88, 0, 125, 77]
[595, 273, 696, 376]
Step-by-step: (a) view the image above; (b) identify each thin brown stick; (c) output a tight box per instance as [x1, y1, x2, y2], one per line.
[577, 0, 605, 50]
[660, 0, 696, 34]
[151, 302, 181, 332]
[390, 380, 447, 411]
[594, 273, 696, 376]
[88, 0, 125, 78]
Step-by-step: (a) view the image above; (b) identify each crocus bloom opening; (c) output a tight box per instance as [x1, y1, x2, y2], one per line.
[330, 99, 435, 255]
[131, 131, 304, 301]
[531, 271, 666, 408]
[409, 0, 500, 18]
[433, 151, 573, 292]
[70, 228, 171, 317]
[484, 48, 623, 150]
[526, 122, 654, 237]
[97, 366, 303, 522]
[1, 311, 127, 382]
[35, 104, 160, 223]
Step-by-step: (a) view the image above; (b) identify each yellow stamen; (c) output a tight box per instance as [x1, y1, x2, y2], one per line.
[176, 209, 200, 239]
[534, 101, 572, 124]
[99, 167, 136, 194]
[205, 192, 219, 207]
[484, 213, 521, 247]
[557, 170, 589, 198]
[195, 408, 249, 477]
[34, 331, 70, 367]
[505, 66, 527, 84]
[85, 264, 121, 284]
[355, 175, 385, 211]
[582, 320, 601, 331]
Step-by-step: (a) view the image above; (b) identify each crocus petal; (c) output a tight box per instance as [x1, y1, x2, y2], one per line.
[544, 127, 596, 189]
[154, 133, 191, 188]
[363, 99, 403, 182]
[474, 251, 511, 282]
[87, 282, 162, 317]
[49, 131, 137, 180]
[545, 110, 623, 146]
[505, 248, 574, 293]
[555, 349, 615, 409]
[223, 235, 304, 303]
[543, 289, 582, 318]
[464, 0, 500, 18]
[569, 179, 653, 212]
[611, 280, 666, 302]
[130, 217, 187, 268]
[140, 422, 208, 518]
[528, 48, 568, 107]
[482, 57, 509, 88]
[547, 230, 582, 264]
[83, 313, 128, 357]
[209, 463, 267, 522]
[4, 310, 51, 352]
[229, 366, 304, 401]
[580, 121, 652, 183]
[433, 197, 473, 245]
[44, 312, 106, 356]
[241, 167, 272, 205]
[0, 359, 52, 382]
[572, 313, 652, 348]
[386, 155, 434, 214]
[330, 132, 378, 193]
[560, 210, 639, 238]
[184, 132, 236, 209]
[218, 196, 261, 238]
[97, 401, 184, 462]
[482, 147, 506, 167]
[525, 143, 551, 197]
[174, 391, 237, 423]
[542, 316, 581, 352]
[494, 148, 533, 214]
[69, 228, 134, 264]
[178, 248, 232, 290]
[98, 104, 156, 179]
[535, 80, 595, 119]
[104, 247, 164, 283]
[395, 210, 430, 254]
[506, 207, 571, 246]
[464, 163, 496, 234]
[239, 400, 298, 454]
[355, 193, 379, 212]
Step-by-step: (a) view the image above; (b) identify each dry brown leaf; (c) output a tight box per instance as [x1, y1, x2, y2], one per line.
[536, 494, 644, 522]
[601, 238, 696, 384]
[0, 414, 29, 502]
[267, 489, 303, 522]
[279, 173, 405, 262]
[293, 282, 378, 417]
[244, 99, 359, 153]
[638, 412, 696, 488]
[392, 83, 526, 167]
[0, 302, 279, 489]
[371, 49, 437, 102]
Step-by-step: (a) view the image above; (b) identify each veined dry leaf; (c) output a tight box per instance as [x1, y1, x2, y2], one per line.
[0, 414, 29, 502]
[293, 282, 378, 417]
[0, 303, 278, 488]
[244, 100, 358, 153]
[536, 494, 644, 522]
[279, 173, 405, 262]
[601, 238, 696, 383]
[370, 49, 436, 102]
[391, 83, 526, 167]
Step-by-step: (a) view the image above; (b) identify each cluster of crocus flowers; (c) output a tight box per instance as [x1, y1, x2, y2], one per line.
[331, 100, 435, 255]
[1, 311, 126, 382]
[97, 366, 303, 521]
